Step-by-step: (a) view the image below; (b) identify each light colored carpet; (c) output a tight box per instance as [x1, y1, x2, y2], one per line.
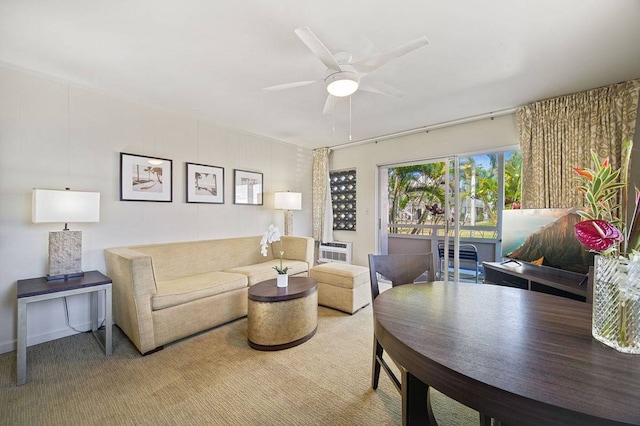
[0, 305, 479, 425]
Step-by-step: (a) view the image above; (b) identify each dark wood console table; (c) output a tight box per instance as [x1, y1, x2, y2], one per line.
[483, 261, 590, 302]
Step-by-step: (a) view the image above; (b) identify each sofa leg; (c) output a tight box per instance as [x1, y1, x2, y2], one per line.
[142, 346, 164, 356]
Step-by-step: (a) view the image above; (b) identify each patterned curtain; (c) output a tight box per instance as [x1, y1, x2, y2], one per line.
[312, 148, 332, 242]
[517, 79, 640, 210]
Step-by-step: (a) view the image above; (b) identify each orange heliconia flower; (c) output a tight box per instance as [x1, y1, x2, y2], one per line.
[572, 167, 593, 180]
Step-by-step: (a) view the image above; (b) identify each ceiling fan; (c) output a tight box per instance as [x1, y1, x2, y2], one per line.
[264, 27, 429, 114]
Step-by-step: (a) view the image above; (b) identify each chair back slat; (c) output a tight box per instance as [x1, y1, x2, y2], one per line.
[368, 253, 434, 301]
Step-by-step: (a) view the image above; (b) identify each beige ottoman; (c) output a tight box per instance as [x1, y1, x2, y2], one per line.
[309, 263, 371, 314]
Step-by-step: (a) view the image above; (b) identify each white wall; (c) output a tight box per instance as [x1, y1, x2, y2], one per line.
[329, 114, 519, 266]
[0, 66, 312, 354]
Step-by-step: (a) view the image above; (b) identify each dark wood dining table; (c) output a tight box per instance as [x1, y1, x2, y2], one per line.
[373, 281, 640, 426]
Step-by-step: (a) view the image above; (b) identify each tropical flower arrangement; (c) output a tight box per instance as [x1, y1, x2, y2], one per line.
[573, 141, 640, 353]
[573, 141, 640, 258]
[260, 224, 288, 274]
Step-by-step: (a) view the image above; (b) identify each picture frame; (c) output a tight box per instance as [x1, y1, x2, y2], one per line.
[186, 162, 224, 204]
[233, 169, 263, 205]
[120, 153, 173, 202]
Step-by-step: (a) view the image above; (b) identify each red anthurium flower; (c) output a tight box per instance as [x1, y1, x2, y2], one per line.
[575, 220, 623, 252]
[572, 167, 593, 180]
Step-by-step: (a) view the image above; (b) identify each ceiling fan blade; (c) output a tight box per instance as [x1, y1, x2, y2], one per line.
[352, 36, 428, 74]
[262, 80, 320, 91]
[359, 76, 404, 97]
[294, 27, 342, 71]
[322, 95, 335, 115]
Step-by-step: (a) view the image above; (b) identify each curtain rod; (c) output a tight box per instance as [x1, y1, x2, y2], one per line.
[330, 108, 517, 151]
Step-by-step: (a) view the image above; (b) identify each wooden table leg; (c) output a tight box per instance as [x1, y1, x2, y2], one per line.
[402, 370, 431, 425]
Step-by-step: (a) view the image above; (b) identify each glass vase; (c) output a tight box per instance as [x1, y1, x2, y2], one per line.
[592, 255, 640, 354]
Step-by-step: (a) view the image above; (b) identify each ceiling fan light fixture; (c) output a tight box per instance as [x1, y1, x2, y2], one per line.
[326, 71, 360, 97]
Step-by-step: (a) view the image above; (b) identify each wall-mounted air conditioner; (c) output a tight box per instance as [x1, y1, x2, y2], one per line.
[318, 241, 353, 264]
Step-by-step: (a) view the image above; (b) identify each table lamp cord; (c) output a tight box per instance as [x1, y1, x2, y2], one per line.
[63, 297, 105, 333]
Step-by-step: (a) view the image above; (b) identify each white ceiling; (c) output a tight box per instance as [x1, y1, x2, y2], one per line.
[1, 0, 640, 150]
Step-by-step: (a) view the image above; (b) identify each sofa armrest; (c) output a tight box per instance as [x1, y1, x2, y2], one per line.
[280, 236, 315, 268]
[104, 247, 158, 354]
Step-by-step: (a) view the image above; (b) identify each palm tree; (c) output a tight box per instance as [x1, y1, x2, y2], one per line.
[143, 166, 153, 182]
[473, 154, 498, 223]
[475, 166, 498, 222]
[388, 163, 446, 233]
[153, 167, 163, 184]
[504, 151, 522, 208]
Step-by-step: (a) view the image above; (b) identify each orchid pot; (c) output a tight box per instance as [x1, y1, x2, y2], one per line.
[276, 274, 289, 288]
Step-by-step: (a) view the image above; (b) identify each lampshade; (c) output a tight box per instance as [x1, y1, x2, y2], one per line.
[32, 189, 100, 225]
[274, 192, 302, 211]
[325, 71, 360, 97]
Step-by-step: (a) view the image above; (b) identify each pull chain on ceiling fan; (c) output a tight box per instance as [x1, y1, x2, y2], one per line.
[349, 96, 352, 141]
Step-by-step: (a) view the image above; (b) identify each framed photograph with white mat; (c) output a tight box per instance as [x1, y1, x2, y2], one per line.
[233, 169, 263, 205]
[186, 162, 224, 204]
[120, 153, 173, 202]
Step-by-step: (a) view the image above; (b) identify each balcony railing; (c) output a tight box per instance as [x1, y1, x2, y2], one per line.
[387, 223, 500, 283]
[388, 223, 498, 239]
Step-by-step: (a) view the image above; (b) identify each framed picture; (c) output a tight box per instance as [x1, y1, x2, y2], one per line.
[120, 153, 173, 202]
[234, 169, 263, 205]
[186, 162, 224, 204]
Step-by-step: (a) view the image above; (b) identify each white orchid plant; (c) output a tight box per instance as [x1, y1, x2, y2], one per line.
[260, 224, 288, 274]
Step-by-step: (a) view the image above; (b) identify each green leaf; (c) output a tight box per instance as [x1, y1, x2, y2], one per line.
[592, 175, 602, 194]
[578, 210, 594, 220]
[628, 189, 640, 252]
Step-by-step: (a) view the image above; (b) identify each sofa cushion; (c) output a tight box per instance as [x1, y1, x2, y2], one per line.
[224, 260, 309, 285]
[152, 272, 248, 310]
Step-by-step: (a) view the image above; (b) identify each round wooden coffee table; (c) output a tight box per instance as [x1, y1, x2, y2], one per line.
[247, 276, 318, 351]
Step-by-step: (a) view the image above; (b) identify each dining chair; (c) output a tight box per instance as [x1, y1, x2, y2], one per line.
[368, 253, 492, 426]
[367, 253, 434, 391]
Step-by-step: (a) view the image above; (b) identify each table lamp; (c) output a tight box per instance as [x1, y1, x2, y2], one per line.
[274, 191, 302, 236]
[32, 189, 101, 280]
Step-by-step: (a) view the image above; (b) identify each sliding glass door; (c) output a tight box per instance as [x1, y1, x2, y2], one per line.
[443, 156, 461, 282]
[377, 155, 462, 280]
[378, 151, 513, 282]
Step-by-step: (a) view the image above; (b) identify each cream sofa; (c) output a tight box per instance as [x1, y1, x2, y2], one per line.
[104, 236, 314, 354]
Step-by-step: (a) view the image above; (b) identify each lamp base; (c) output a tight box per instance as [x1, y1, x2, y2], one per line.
[48, 230, 83, 280]
[47, 271, 85, 281]
[283, 210, 294, 236]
